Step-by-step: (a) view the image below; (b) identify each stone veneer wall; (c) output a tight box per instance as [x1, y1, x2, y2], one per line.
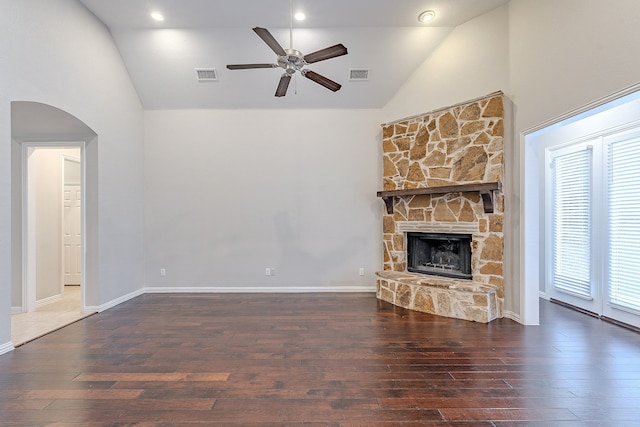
[377, 92, 505, 322]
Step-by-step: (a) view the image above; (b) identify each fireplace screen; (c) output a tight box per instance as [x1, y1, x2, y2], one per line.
[406, 232, 472, 279]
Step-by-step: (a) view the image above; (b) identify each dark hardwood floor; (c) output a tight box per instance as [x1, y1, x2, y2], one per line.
[1, 293, 640, 426]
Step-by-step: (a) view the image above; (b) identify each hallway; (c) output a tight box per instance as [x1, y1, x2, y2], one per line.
[11, 286, 93, 346]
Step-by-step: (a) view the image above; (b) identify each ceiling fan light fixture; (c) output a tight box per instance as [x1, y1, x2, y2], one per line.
[418, 10, 436, 23]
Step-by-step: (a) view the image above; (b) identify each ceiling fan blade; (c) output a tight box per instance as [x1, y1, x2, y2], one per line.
[303, 44, 348, 64]
[253, 27, 287, 56]
[226, 63, 277, 70]
[302, 70, 342, 92]
[275, 74, 292, 97]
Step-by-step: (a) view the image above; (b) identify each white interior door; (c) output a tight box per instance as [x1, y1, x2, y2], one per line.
[63, 185, 82, 285]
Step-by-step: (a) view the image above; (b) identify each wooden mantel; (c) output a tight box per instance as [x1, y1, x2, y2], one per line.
[376, 182, 502, 214]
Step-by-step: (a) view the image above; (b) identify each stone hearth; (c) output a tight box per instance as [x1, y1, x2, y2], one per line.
[377, 271, 499, 323]
[376, 92, 505, 323]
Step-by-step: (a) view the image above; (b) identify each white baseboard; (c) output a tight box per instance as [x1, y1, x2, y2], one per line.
[0, 341, 15, 356]
[11, 306, 23, 315]
[85, 285, 374, 312]
[84, 288, 145, 313]
[144, 286, 376, 294]
[502, 310, 521, 323]
[539, 291, 550, 300]
[35, 293, 63, 308]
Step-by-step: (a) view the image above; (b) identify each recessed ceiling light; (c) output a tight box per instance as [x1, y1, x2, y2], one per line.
[151, 11, 165, 22]
[294, 12, 306, 21]
[418, 10, 436, 23]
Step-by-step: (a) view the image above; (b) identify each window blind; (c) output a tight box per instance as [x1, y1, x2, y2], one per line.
[551, 147, 592, 298]
[608, 136, 640, 312]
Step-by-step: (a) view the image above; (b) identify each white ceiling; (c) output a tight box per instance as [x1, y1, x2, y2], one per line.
[79, 0, 509, 109]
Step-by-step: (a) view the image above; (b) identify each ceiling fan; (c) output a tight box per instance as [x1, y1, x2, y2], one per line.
[226, 1, 348, 97]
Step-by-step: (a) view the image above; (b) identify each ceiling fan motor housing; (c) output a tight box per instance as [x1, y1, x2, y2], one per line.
[278, 49, 305, 74]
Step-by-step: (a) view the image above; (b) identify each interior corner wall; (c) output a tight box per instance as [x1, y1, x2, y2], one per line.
[143, 109, 382, 291]
[508, 0, 640, 133]
[508, 0, 640, 323]
[382, 5, 510, 122]
[0, 0, 145, 346]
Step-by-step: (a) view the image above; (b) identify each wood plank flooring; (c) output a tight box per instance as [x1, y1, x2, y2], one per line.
[1, 293, 640, 426]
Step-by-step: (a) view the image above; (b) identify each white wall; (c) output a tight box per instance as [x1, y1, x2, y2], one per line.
[0, 0, 145, 349]
[144, 109, 382, 291]
[32, 148, 61, 302]
[509, 0, 640, 132]
[383, 5, 510, 122]
[10, 140, 22, 311]
[33, 148, 80, 302]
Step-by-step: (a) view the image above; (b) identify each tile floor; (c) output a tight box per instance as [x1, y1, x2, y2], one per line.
[11, 286, 94, 346]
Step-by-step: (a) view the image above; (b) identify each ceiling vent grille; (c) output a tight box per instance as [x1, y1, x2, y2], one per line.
[195, 68, 218, 81]
[349, 69, 370, 81]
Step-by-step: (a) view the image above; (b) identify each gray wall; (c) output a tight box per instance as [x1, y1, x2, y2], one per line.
[143, 109, 382, 290]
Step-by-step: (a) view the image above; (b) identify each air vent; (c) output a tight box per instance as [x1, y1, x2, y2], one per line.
[195, 68, 218, 81]
[349, 68, 370, 81]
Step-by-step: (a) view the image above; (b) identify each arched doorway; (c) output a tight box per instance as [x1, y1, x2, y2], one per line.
[10, 101, 98, 345]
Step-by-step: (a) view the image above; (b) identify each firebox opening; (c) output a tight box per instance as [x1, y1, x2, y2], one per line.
[406, 232, 472, 280]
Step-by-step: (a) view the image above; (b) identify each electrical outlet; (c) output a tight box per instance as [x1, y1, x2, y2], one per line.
[359, 267, 365, 276]
[160, 268, 166, 277]
[265, 268, 271, 276]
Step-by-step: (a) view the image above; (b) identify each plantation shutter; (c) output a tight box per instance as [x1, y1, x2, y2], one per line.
[607, 135, 640, 311]
[551, 147, 592, 298]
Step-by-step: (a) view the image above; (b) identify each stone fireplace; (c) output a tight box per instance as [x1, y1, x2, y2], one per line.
[376, 92, 505, 323]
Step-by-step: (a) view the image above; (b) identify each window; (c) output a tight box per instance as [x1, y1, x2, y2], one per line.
[550, 144, 592, 299]
[547, 125, 640, 327]
[606, 131, 640, 313]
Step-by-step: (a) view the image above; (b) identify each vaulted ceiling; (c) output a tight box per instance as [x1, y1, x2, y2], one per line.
[79, 0, 509, 109]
